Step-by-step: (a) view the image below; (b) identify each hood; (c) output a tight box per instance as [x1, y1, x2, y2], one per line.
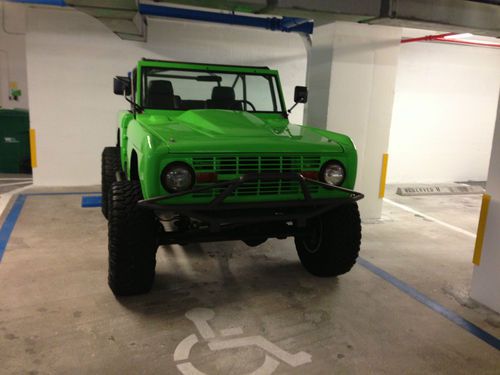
[139, 110, 344, 154]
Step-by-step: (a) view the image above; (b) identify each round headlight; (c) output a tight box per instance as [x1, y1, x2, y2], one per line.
[161, 162, 194, 193]
[321, 161, 345, 186]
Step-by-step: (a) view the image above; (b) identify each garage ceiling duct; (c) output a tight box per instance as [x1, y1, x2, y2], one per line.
[152, 0, 500, 37]
[138, 2, 314, 34]
[9, 0, 500, 38]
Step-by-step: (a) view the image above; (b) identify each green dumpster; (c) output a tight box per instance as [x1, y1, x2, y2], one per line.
[0, 109, 31, 173]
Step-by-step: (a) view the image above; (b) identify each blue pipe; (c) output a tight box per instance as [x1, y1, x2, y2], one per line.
[280, 17, 310, 29]
[8, 0, 66, 5]
[8, 1, 313, 34]
[138, 3, 313, 34]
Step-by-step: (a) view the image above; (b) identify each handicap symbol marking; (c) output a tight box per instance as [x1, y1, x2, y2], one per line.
[174, 308, 312, 375]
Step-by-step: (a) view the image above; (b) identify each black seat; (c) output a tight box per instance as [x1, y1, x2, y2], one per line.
[146, 80, 177, 109]
[179, 100, 207, 110]
[207, 86, 242, 110]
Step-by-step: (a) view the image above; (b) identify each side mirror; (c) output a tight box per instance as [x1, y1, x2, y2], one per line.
[114, 76, 131, 96]
[294, 86, 308, 104]
[287, 86, 308, 115]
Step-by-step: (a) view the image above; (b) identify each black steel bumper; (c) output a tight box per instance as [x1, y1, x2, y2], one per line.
[138, 172, 364, 232]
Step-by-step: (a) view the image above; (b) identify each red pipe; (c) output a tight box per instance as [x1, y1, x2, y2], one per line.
[401, 33, 456, 43]
[401, 32, 500, 48]
[432, 37, 500, 48]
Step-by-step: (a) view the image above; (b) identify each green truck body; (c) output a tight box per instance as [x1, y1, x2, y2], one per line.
[117, 59, 357, 204]
[103, 59, 363, 296]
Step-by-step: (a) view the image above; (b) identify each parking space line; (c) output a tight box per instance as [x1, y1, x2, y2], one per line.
[0, 191, 100, 262]
[384, 198, 476, 238]
[81, 195, 102, 207]
[357, 257, 500, 350]
[0, 195, 26, 262]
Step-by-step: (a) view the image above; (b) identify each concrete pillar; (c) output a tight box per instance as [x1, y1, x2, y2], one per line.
[471, 94, 500, 313]
[305, 22, 402, 219]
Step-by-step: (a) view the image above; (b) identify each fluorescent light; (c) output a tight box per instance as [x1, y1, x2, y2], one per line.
[444, 33, 473, 39]
[441, 32, 500, 47]
[457, 39, 500, 46]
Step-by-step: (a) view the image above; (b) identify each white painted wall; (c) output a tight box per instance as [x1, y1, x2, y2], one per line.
[26, 7, 306, 186]
[306, 22, 402, 219]
[0, 1, 29, 110]
[387, 37, 500, 183]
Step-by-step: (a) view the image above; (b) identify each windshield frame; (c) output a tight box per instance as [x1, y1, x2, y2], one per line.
[138, 66, 287, 115]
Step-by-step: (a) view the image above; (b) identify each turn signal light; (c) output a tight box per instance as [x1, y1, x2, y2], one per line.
[300, 171, 319, 180]
[196, 172, 218, 183]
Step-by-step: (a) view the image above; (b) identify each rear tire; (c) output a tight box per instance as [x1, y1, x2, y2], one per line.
[295, 202, 361, 277]
[107, 180, 160, 296]
[101, 147, 121, 219]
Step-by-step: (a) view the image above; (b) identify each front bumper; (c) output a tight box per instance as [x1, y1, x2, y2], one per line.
[138, 172, 364, 231]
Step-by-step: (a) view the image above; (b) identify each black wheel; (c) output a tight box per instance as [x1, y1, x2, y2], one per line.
[101, 147, 121, 219]
[295, 202, 361, 277]
[108, 180, 160, 296]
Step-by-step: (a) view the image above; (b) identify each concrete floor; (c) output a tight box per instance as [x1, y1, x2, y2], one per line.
[0, 185, 499, 374]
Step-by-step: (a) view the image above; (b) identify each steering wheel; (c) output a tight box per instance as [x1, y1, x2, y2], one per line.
[241, 100, 257, 111]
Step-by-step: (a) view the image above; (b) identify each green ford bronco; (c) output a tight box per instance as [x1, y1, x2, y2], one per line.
[102, 58, 363, 296]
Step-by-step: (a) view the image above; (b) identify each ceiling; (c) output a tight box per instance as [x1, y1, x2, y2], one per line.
[45, 0, 500, 40]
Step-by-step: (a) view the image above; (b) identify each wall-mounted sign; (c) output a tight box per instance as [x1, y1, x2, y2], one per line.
[9, 81, 21, 101]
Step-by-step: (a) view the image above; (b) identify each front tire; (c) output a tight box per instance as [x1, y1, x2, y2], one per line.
[101, 147, 121, 219]
[107, 180, 160, 296]
[295, 202, 361, 277]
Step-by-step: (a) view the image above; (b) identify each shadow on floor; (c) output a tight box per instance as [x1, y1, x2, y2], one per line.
[115, 242, 340, 320]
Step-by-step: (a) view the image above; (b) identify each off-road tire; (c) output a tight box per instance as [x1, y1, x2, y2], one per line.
[108, 180, 160, 296]
[295, 202, 361, 277]
[101, 147, 121, 219]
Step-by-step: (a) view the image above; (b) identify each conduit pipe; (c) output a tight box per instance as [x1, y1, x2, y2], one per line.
[138, 3, 314, 34]
[401, 32, 500, 48]
[401, 32, 456, 43]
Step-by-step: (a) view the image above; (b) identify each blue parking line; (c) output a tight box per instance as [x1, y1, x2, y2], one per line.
[0, 194, 27, 262]
[357, 257, 500, 351]
[82, 195, 102, 207]
[0, 191, 100, 262]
